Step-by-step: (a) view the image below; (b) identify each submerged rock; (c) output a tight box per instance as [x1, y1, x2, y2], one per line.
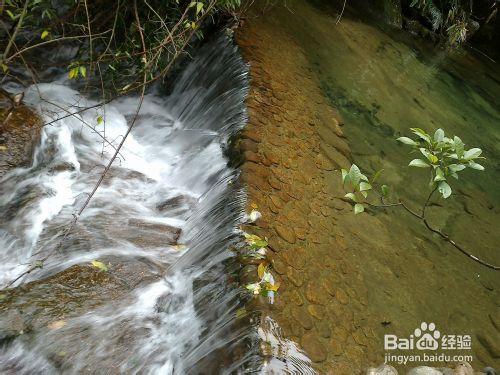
[0, 260, 159, 338]
[0, 89, 41, 177]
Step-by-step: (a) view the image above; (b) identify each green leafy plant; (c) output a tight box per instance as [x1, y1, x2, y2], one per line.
[341, 128, 498, 271]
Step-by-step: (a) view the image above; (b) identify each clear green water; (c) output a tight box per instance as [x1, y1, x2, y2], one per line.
[264, 0, 499, 370]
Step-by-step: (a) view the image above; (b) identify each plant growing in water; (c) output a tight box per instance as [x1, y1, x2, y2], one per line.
[341, 127, 498, 270]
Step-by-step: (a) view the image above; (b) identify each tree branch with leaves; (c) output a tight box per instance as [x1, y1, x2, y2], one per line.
[340, 127, 499, 271]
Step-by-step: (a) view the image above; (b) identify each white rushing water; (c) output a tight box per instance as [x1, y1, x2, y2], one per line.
[0, 36, 264, 373]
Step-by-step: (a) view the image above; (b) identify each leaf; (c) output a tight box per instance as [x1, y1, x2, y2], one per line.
[360, 190, 368, 198]
[41, 30, 50, 40]
[1, 63, 7, 73]
[434, 128, 444, 142]
[410, 128, 431, 143]
[371, 169, 384, 184]
[354, 203, 364, 214]
[359, 182, 372, 191]
[250, 202, 258, 209]
[434, 167, 446, 182]
[408, 159, 430, 168]
[453, 136, 464, 158]
[68, 68, 77, 79]
[245, 283, 260, 294]
[91, 260, 108, 271]
[381, 184, 389, 196]
[348, 164, 362, 187]
[79, 66, 87, 78]
[341, 169, 348, 184]
[344, 192, 357, 202]
[438, 181, 452, 198]
[266, 282, 280, 292]
[397, 137, 417, 146]
[97, 116, 103, 125]
[463, 148, 482, 160]
[448, 164, 466, 173]
[196, 1, 203, 15]
[48, 320, 67, 330]
[257, 262, 267, 279]
[420, 148, 438, 164]
[235, 308, 247, 319]
[468, 161, 484, 171]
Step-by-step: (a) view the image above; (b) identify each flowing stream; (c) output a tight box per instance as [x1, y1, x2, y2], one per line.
[0, 36, 265, 373]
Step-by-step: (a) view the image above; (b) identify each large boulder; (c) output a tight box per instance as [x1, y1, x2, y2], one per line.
[0, 89, 41, 177]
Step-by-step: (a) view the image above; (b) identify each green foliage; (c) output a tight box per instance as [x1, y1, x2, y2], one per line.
[341, 127, 485, 215]
[397, 128, 484, 198]
[1, 0, 243, 95]
[409, 0, 477, 45]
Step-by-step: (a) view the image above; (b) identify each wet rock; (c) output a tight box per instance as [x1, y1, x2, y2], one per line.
[291, 305, 313, 330]
[366, 363, 398, 375]
[453, 362, 473, 375]
[286, 266, 305, 287]
[477, 333, 500, 359]
[0, 308, 25, 343]
[301, 332, 327, 362]
[0, 261, 158, 333]
[275, 224, 296, 244]
[329, 338, 343, 356]
[0, 89, 41, 177]
[307, 304, 325, 320]
[407, 367, 445, 375]
[243, 151, 261, 164]
[126, 218, 181, 246]
[335, 288, 349, 305]
[156, 195, 195, 215]
[240, 139, 259, 153]
[315, 320, 331, 338]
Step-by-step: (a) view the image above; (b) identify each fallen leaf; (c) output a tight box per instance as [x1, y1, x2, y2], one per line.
[48, 320, 67, 330]
[90, 260, 108, 271]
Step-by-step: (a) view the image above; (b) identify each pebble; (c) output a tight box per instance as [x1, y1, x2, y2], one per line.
[301, 332, 327, 362]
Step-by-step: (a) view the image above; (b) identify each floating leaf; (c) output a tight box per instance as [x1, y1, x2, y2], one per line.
[248, 210, 261, 222]
[266, 282, 280, 292]
[245, 283, 261, 295]
[409, 159, 430, 168]
[91, 260, 108, 271]
[257, 262, 267, 279]
[354, 203, 364, 214]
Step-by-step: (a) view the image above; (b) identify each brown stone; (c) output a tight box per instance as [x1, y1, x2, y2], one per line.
[307, 304, 325, 320]
[301, 332, 327, 362]
[291, 305, 313, 330]
[286, 266, 305, 287]
[243, 151, 261, 164]
[240, 139, 259, 153]
[335, 288, 349, 305]
[275, 224, 296, 244]
[329, 338, 343, 355]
